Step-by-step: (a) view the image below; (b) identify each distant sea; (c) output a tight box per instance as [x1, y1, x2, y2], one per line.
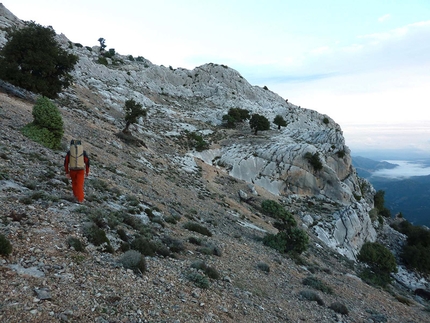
[372, 159, 430, 179]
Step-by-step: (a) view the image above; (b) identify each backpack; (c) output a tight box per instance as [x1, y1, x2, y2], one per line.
[69, 140, 85, 170]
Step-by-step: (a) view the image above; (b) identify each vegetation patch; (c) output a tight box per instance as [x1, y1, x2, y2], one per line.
[119, 250, 147, 274]
[0, 233, 12, 256]
[299, 289, 324, 306]
[302, 276, 333, 294]
[183, 222, 212, 237]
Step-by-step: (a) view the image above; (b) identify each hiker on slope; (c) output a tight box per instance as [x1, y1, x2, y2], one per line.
[64, 140, 90, 203]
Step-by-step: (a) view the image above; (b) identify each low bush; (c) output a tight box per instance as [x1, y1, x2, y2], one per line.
[0, 233, 12, 256]
[119, 250, 147, 274]
[67, 236, 85, 252]
[329, 302, 349, 315]
[21, 97, 64, 149]
[84, 224, 111, 249]
[302, 276, 333, 294]
[162, 236, 185, 253]
[130, 236, 156, 257]
[263, 227, 308, 254]
[257, 262, 270, 273]
[188, 236, 203, 245]
[191, 260, 220, 279]
[304, 152, 323, 171]
[358, 242, 397, 287]
[183, 222, 212, 237]
[187, 272, 210, 289]
[299, 289, 324, 306]
[196, 243, 222, 257]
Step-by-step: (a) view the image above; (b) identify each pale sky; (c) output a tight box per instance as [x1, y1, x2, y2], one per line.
[4, 0, 430, 156]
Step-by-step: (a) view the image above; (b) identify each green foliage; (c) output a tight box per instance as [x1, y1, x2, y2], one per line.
[358, 242, 397, 287]
[323, 117, 329, 124]
[97, 56, 108, 65]
[399, 222, 430, 273]
[249, 113, 270, 135]
[304, 152, 323, 171]
[261, 200, 297, 227]
[0, 233, 12, 256]
[257, 262, 270, 273]
[21, 97, 64, 149]
[222, 108, 250, 128]
[188, 236, 203, 245]
[183, 222, 212, 237]
[302, 276, 333, 294]
[329, 302, 349, 315]
[374, 190, 391, 217]
[222, 114, 236, 128]
[336, 150, 346, 158]
[191, 260, 220, 279]
[84, 224, 111, 250]
[119, 250, 147, 274]
[130, 236, 156, 256]
[66, 236, 85, 252]
[186, 131, 209, 152]
[273, 115, 287, 129]
[299, 289, 324, 306]
[161, 236, 185, 253]
[0, 22, 78, 98]
[187, 272, 210, 289]
[123, 99, 147, 133]
[263, 227, 308, 254]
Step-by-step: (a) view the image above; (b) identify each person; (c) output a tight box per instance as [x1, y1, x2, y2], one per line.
[64, 140, 90, 203]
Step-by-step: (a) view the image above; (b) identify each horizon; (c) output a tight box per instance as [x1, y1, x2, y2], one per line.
[4, 1, 430, 155]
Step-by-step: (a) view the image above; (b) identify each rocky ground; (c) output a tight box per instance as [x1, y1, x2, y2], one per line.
[1, 91, 430, 323]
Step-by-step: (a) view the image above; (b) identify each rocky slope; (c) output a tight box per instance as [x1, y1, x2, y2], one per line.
[1, 4, 429, 322]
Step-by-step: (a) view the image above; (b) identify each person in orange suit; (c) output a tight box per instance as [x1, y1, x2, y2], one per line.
[64, 144, 90, 203]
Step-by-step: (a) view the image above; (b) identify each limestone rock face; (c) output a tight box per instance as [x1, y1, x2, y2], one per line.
[0, 8, 377, 258]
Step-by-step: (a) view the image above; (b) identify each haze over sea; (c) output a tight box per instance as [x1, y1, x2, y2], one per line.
[371, 160, 430, 179]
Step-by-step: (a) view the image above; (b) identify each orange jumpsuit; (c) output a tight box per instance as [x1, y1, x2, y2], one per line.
[64, 151, 90, 202]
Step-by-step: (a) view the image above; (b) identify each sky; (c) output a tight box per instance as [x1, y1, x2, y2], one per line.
[4, 0, 430, 157]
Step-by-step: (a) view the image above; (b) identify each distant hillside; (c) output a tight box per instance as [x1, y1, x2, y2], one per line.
[372, 175, 430, 227]
[352, 156, 430, 227]
[352, 156, 398, 178]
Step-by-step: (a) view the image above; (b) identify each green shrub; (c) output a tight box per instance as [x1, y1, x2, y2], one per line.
[329, 302, 348, 315]
[257, 262, 270, 273]
[196, 243, 222, 257]
[67, 236, 85, 252]
[119, 250, 147, 274]
[299, 289, 324, 306]
[162, 236, 185, 253]
[130, 236, 156, 256]
[302, 276, 333, 294]
[97, 56, 108, 65]
[188, 236, 203, 245]
[183, 222, 212, 237]
[187, 272, 210, 289]
[336, 150, 346, 158]
[191, 260, 220, 279]
[117, 228, 129, 242]
[84, 224, 110, 247]
[0, 22, 78, 98]
[358, 242, 397, 287]
[186, 132, 209, 152]
[0, 233, 12, 256]
[261, 200, 296, 227]
[263, 227, 308, 254]
[21, 97, 64, 149]
[304, 152, 323, 171]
